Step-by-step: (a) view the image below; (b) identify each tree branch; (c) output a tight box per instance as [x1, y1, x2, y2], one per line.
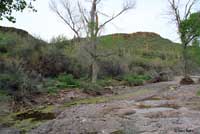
[97, 1, 135, 36]
[49, 0, 81, 39]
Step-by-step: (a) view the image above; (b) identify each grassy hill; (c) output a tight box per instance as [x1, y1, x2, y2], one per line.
[0, 27, 184, 77]
[99, 32, 182, 69]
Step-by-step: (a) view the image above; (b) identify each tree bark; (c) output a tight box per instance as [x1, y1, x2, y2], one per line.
[183, 44, 189, 78]
[91, 58, 98, 83]
[90, 0, 98, 83]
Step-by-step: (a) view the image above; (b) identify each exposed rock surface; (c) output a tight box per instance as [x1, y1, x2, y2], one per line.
[29, 78, 200, 134]
[0, 125, 20, 134]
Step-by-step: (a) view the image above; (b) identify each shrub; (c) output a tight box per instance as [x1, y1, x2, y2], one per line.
[56, 74, 80, 88]
[50, 35, 70, 49]
[80, 82, 103, 96]
[98, 58, 128, 77]
[43, 74, 80, 94]
[0, 33, 16, 53]
[197, 89, 200, 96]
[19, 44, 71, 77]
[122, 74, 151, 86]
[0, 60, 40, 106]
[0, 90, 11, 102]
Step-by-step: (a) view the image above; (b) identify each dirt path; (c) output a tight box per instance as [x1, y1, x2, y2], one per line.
[27, 78, 200, 134]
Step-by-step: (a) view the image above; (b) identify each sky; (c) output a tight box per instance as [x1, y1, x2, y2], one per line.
[0, 0, 182, 43]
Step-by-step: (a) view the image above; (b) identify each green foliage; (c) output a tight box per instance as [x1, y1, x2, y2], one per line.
[0, 0, 36, 23]
[96, 78, 115, 87]
[192, 39, 200, 47]
[0, 59, 39, 103]
[80, 82, 102, 92]
[197, 89, 200, 96]
[188, 46, 200, 65]
[122, 74, 151, 86]
[81, 82, 103, 91]
[50, 35, 70, 49]
[44, 74, 80, 94]
[56, 74, 80, 88]
[180, 12, 200, 43]
[0, 90, 11, 101]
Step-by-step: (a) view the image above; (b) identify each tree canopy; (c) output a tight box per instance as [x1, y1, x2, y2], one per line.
[180, 12, 200, 44]
[0, 0, 36, 23]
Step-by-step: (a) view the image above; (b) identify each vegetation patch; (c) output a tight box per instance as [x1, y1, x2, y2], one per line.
[122, 75, 151, 86]
[15, 110, 55, 121]
[63, 88, 151, 108]
[44, 74, 80, 94]
[0, 90, 11, 102]
[197, 89, 200, 96]
[0, 104, 57, 133]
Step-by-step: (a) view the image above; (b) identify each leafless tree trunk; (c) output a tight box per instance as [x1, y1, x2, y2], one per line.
[167, 0, 199, 78]
[88, 0, 135, 83]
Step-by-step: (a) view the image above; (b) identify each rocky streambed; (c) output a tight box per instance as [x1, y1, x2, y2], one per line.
[1, 79, 200, 134]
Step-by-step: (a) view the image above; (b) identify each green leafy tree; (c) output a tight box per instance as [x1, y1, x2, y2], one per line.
[180, 12, 200, 76]
[0, 0, 36, 23]
[167, 0, 200, 78]
[192, 39, 200, 47]
[180, 12, 200, 43]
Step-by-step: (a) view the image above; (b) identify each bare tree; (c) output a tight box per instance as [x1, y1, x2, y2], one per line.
[167, 0, 199, 78]
[49, 0, 83, 40]
[50, 0, 135, 83]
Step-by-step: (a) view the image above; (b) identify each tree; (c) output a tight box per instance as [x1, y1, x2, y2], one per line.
[50, 0, 135, 83]
[0, 0, 36, 23]
[192, 38, 200, 47]
[167, 0, 200, 78]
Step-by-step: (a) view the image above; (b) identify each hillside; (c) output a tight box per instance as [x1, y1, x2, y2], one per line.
[1, 26, 200, 134]
[0, 27, 185, 78]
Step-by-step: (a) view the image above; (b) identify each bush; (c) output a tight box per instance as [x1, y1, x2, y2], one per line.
[0, 34, 16, 53]
[98, 58, 128, 77]
[18, 44, 72, 77]
[0, 90, 11, 102]
[80, 82, 103, 96]
[56, 74, 80, 88]
[197, 89, 200, 96]
[0, 60, 40, 105]
[122, 74, 151, 86]
[50, 35, 70, 49]
[43, 74, 80, 94]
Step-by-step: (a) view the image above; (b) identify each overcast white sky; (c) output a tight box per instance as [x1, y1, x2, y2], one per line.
[0, 0, 183, 42]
